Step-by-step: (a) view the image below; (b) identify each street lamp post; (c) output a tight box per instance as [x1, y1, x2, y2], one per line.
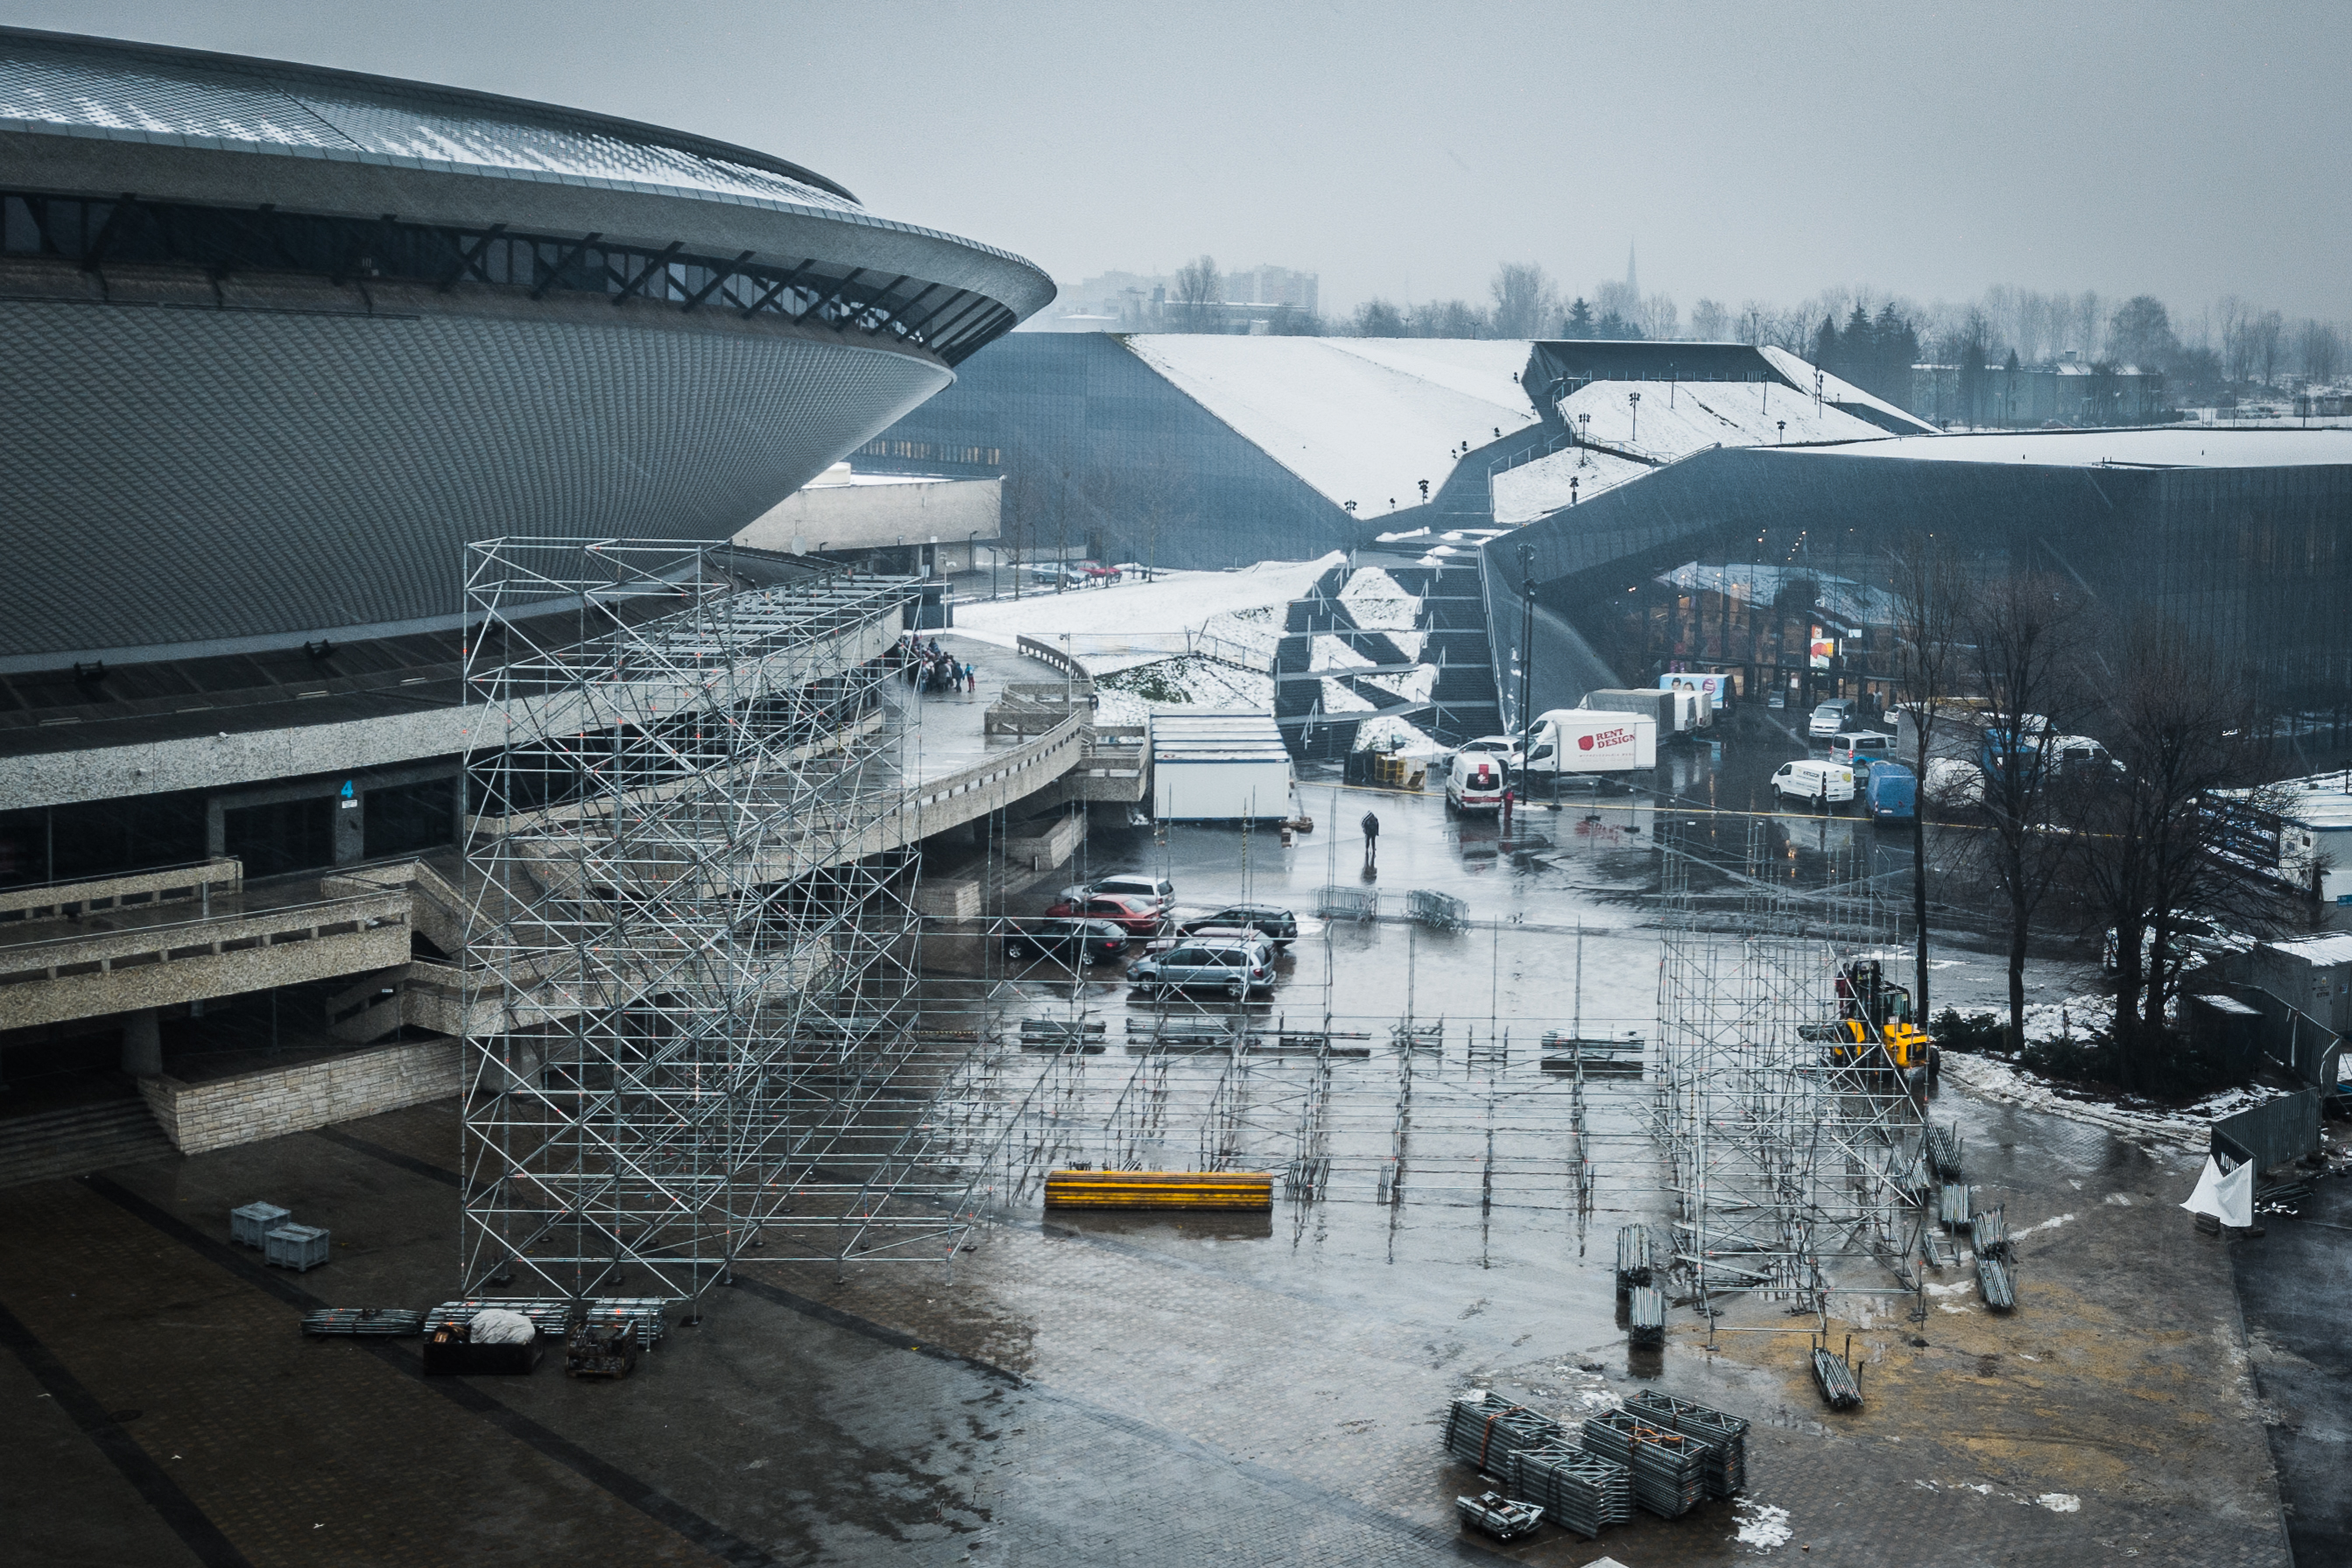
[1517, 542, 1537, 738]
[1628, 390, 1641, 445]
[1777, 419, 1786, 445]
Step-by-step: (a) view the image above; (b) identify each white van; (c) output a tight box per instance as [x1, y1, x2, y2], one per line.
[1827, 731, 1896, 776]
[1522, 709, 1658, 778]
[1446, 750, 1510, 813]
[1771, 758, 1856, 807]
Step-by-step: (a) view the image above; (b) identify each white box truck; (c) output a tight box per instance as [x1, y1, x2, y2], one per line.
[1522, 708, 1658, 778]
[1581, 687, 1700, 736]
[1657, 673, 1725, 726]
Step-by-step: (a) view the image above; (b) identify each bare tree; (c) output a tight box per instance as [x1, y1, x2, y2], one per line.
[1490, 263, 1560, 338]
[1350, 297, 1406, 337]
[2070, 624, 2306, 1087]
[1967, 573, 2087, 1048]
[2295, 318, 2343, 386]
[1172, 255, 1222, 333]
[1412, 299, 1487, 338]
[1637, 292, 1680, 342]
[2250, 309, 2285, 387]
[1888, 534, 1971, 1021]
[1689, 299, 1730, 341]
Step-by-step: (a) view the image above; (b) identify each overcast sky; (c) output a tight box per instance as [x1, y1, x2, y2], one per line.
[10, 0, 2348, 322]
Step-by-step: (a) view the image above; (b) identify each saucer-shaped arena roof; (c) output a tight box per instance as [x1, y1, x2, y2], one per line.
[0, 25, 1053, 339]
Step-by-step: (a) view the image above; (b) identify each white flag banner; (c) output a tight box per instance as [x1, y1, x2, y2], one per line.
[2180, 1155, 2255, 1227]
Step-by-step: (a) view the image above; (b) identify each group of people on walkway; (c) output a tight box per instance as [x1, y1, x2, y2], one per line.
[899, 635, 975, 696]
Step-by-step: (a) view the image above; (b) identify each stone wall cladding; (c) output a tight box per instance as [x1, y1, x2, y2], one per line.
[139, 1037, 461, 1156]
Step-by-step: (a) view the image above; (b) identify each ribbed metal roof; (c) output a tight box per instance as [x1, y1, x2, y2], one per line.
[0, 26, 866, 214]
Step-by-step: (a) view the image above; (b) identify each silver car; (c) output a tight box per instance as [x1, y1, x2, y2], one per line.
[1129, 935, 1274, 998]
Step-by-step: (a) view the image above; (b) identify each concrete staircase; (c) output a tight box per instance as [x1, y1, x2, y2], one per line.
[0, 1097, 177, 1187]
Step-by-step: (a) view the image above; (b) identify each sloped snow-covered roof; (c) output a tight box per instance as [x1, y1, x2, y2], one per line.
[1123, 336, 1539, 513]
[1757, 346, 1940, 433]
[1782, 427, 2352, 468]
[1490, 447, 1657, 524]
[1553, 375, 1898, 461]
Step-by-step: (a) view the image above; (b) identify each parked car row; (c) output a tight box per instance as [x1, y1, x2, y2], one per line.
[1007, 872, 1299, 998]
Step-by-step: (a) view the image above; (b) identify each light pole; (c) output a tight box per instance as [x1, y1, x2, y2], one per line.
[1577, 412, 1592, 465]
[1628, 390, 1641, 445]
[1778, 419, 1786, 445]
[1569, 475, 1580, 506]
[1517, 542, 1537, 738]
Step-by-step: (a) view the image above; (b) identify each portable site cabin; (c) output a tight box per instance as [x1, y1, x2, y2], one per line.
[1581, 687, 1692, 735]
[2250, 933, 2352, 1037]
[1149, 710, 1292, 821]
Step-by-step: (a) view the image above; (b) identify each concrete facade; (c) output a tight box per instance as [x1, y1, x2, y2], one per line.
[136, 1036, 461, 1155]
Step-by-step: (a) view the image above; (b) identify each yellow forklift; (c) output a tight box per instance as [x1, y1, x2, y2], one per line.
[1817, 958, 1933, 1082]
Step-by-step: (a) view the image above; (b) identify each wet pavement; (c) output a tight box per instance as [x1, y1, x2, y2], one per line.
[0, 714, 2318, 1566]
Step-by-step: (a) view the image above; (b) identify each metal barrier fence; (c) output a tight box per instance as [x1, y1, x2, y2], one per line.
[1317, 886, 1377, 922]
[1406, 889, 1468, 931]
[2212, 1090, 2321, 1171]
[2229, 982, 2345, 1093]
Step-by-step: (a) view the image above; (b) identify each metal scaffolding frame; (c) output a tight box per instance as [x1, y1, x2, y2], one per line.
[1650, 819, 1927, 1318]
[456, 538, 992, 1301]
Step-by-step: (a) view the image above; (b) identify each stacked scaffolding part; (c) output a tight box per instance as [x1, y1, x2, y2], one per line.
[425, 1299, 580, 1339]
[1939, 1183, 1975, 1230]
[1970, 1204, 2010, 1260]
[299, 1307, 425, 1337]
[1507, 1444, 1633, 1540]
[1627, 1285, 1666, 1347]
[1977, 1255, 2018, 1312]
[1444, 1393, 1566, 1477]
[1625, 1391, 1749, 1498]
[1926, 1123, 1965, 1181]
[1581, 1409, 1708, 1518]
[1615, 1224, 1655, 1289]
[1810, 1343, 1863, 1410]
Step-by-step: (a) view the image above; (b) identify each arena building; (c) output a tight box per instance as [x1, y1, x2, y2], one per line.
[0, 28, 1053, 1161]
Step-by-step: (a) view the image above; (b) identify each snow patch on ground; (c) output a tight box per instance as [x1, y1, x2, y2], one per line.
[2036, 1493, 2081, 1514]
[1939, 1052, 2211, 1154]
[1353, 715, 1444, 757]
[1311, 634, 1374, 671]
[1093, 657, 1276, 727]
[1338, 566, 1419, 630]
[1733, 1499, 1792, 1550]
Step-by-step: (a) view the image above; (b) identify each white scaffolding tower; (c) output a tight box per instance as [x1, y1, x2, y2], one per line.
[1651, 820, 1926, 1316]
[457, 539, 988, 1301]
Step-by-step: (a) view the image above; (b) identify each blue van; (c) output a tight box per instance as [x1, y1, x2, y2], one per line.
[1867, 762, 1917, 823]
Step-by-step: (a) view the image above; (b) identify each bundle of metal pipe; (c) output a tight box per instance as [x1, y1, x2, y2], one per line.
[425, 1298, 581, 1338]
[1581, 1409, 1706, 1518]
[1810, 1346, 1862, 1410]
[1507, 1442, 1631, 1539]
[1445, 1393, 1567, 1476]
[1926, 1123, 1965, 1182]
[1938, 1182, 1974, 1230]
[1614, 1224, 1654, 1290]
[581, 1297, 670, 1348]
[1628, 1284, 1666, 1347]
[1977, 1255, 2017, 1312]
[1969, 1204, 2010, 1260]
[1625, 1391, 1749, 1497]
[299, 1307, 425, 1337]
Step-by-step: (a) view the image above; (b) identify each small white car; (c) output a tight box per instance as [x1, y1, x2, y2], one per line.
[1772, 758, 1856, 807]
[1448, 734, 1523, 771]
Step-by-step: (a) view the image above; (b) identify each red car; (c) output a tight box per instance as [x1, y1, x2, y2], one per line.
[1077, 560, 1123, 585]
[1044, 892, 1163, 937]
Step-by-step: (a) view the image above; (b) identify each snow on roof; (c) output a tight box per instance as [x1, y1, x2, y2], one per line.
[2264, 933, 2352, 967]
[2211, 769, 2352, 830]
[1490, 447, 1655, 524]
[954, 552, 1345, 648]
[1552, 374, 1898, 461]
[1123, 336, 1539, 512]
[1757, 345, 1940, 433]
[1785, 427, 2352, 468]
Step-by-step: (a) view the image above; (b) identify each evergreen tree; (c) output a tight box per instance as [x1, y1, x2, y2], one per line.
[1813, 314, 1840, 374]
[1564, 297, 1595, 339]
[1873, 302, 1918, 404]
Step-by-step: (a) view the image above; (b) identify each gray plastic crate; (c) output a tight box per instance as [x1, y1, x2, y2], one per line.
[264, 1223, 330, 1272]
[230, 1202, 291, 1248]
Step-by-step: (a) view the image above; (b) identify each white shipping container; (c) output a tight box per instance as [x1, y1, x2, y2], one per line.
[1522, 709, 1658, 776]
[1150, 711, 1292, 820]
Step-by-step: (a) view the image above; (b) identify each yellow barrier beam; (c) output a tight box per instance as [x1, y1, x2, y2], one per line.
[1043, 1169, 1274, 1211]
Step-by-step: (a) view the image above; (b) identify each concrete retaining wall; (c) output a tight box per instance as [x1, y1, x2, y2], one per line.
[138, 1036, 461, 1156]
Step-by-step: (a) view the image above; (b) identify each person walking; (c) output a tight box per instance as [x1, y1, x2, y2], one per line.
[1361, 809, 1380, 872]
